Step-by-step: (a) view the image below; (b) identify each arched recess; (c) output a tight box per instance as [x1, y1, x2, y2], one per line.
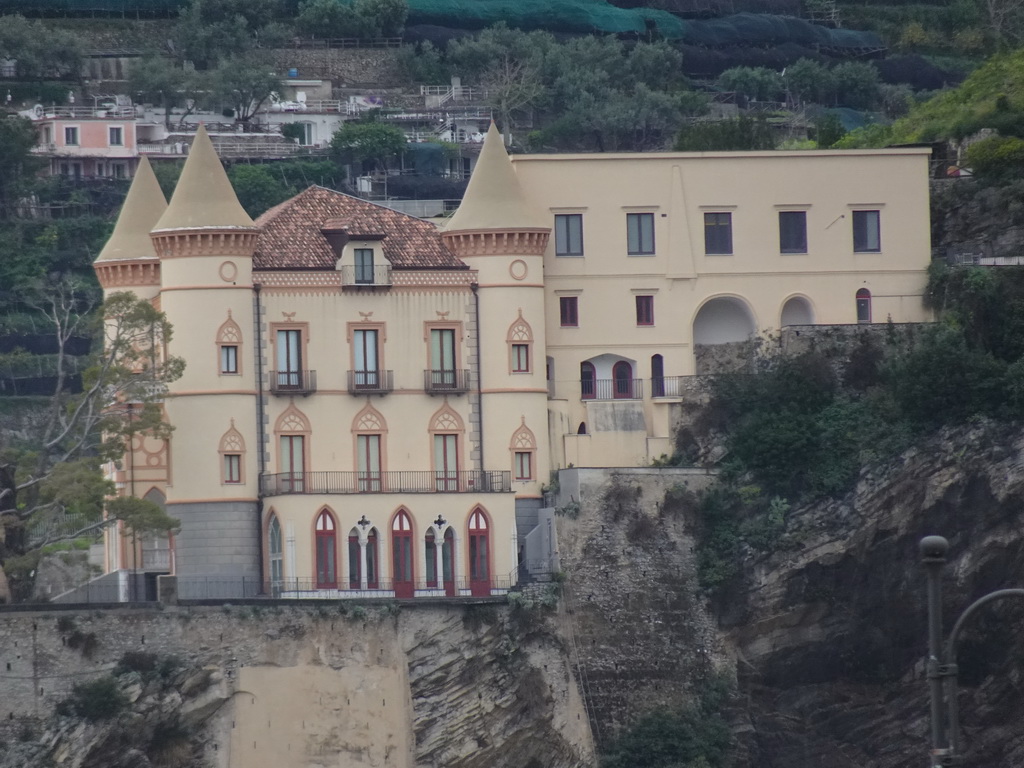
[216, 310, 242, 375]
[692, 296, 757, 345]
[391, 508, 414, 598]
[275, 404, 310, 492]
[510, 418, 537, 482]
[651, 354, 665, 397]
[612, 360, 634, 399]
[468, 507, 491, 597]
[580, 361, 596, 400]
[780, 295, 815, 326]
[429, 404, 464, 491]
[268, 513, 284, 596]
[856, 289, 872, 324]
[507, 309, 533, 373]
[218, 419, 246, 485]
[314, 508, 337, 588]
[352, 403, 387, 491]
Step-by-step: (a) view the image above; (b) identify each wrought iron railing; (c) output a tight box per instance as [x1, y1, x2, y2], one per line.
[347, 369, 393, 395]
[339, 264, 392, 287]
[260, 470, 512, 495]
[580, 378, 644, 401]
[424, 369, 471, 394]
[268, 370, 317, 395]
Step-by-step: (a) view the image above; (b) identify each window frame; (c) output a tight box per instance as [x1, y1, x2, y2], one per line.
[635, 295, 654, 326]
[703, 212, 733, 255]
[626, 212, 655, 255]
[511, 343, 530, 373]
[554, 213, 584, 256]
[778, 210, 808, 254]
[354, 247, 374, 284]
[514, 451, 533, 481]
[108, 125, 124, 147]
[223, 453, 242, 484]
[63, 125, 79, 146]
[559, 296, 579, 328]
[852, 210, 881, 253]
[220, 344, 239, 375]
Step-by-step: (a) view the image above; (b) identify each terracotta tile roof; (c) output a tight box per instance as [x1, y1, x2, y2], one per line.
[253, 186, 466, 271]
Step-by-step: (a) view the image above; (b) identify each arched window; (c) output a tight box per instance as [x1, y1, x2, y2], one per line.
[425, 529, 437, 589]
[468, 508, 490, 597]
[392, 510, 414, 598]
[856, 289, 872, 324]
[580, 361, 596, 400]
[216, 311, 242, 375]
[347, 526, 379, 590]
[353, 404, 386, 492]
[507, 310, 533, 373]
[430, 406, 463, 491]
[275, 404, 310, 493]
[613, 361, 634, 399]
[651, 354, 665, 398]
[348, 528, 361, 589]
[268, 514, 283, 596]
[443, 528, 455, 596]
[314, 510, 337, 588]
[218, 420, 245, 485]
[366, 528, 378, 589]
[510, 418, 537, 482]
[577, 422, 587, 435]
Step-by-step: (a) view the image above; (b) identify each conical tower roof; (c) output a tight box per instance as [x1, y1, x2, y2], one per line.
[96, 157, 167, 263]
[153, 124, 255, 231]
[445, 123, 548, 232]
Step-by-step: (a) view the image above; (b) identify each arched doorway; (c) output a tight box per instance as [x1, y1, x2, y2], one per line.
[348, 527, 361, 589]
[443, 528, 455, 596]
[613, 361, 634, 399]
[468, 508, 490, 597]
[580, 361, 596, 399]
[856, 289, 872, 324]
[268, 514, 283, 597]
[392, 510, 414, 598]
[315, 510, 337, 588]
[651, 354, 665, 397]
[781, 296, 814, 326]
[366, 528, 379, 589]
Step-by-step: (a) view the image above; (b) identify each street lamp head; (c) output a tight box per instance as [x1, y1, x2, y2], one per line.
[920, 535, 950, 562]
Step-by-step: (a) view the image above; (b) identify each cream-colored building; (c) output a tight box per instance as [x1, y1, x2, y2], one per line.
[93, 125, 931, 598]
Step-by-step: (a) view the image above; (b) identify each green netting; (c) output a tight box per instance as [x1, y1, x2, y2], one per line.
[678, 13, 883, 48]
[0, 0, 185, 11]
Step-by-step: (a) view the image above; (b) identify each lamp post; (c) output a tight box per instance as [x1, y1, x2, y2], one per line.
[920, 535, 1024, 767]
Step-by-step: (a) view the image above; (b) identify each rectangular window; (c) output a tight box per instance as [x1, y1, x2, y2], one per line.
[779, 211, 807, 254]
[64, 126, 78, 146]
[112, 163, 126, 179]
[108, 126, 123, 146]
[626, 212, 655, 255]
[554, 214, 583, 256]
[853, 210, 881, 252]
[511, 343, 530, 372]
[636, 295, 654, 326]
[514, 451, 532, 481]
[429, 328, 456, 388]
[353, 328, 379, 388]
[357, 434, 381, 491]
[276, 329, 302, 388]
[559, 296, 578, 328]
[354, 248, 374, 284]
[704, 212, 733, 255]
[223, 454, 241, 484]
[434, 434, 458, 491]
[280, 435, 304, 492]
[220, 345, 238, 374]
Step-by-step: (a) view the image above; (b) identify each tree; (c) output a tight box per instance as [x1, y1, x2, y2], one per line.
[295, 0, 408, 38]
[674, 116, 776, 152]
[331, 120, 407, 170]
[0, 286, 184, 602]
[228, 164, 297, 217]
[127, 56, 200, 129]
[481, 53, 546, 145]
[0, 15, 83, 81]
[0, 116, 40, 214]
[208, 53, 281, 123]
[717, 67, 785, 102]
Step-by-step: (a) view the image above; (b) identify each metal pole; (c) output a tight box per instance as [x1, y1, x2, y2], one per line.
[921, 535, 950, 765]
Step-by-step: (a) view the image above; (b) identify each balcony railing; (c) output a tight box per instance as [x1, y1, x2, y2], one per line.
[339, 264, 392, 287]
[269, 370, 317, 396]
[347, 369, 393, 395]
[260, 470, 512, 495]
[580, 378, 644, 401]
[651, 375, 705, 399]
[424, 369, 471, 394]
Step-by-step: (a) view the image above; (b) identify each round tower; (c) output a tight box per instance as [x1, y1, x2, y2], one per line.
[442, 124, 552, 518]
[148, 125, 262, 590]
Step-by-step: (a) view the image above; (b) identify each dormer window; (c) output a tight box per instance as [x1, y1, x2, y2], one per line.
[354, 248, 374, 284]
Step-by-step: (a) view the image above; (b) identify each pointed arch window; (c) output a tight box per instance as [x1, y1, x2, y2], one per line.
[348, 527, 379, 590]
[507, 310, 533, 374]
[217, 312, 242, 375]
[353, 405, 386, 492]
[510, 419, 537, 482]
[430, 406, 464, 491]
[315, 510, 337, 588]
[218, 420, 245, 485]
[268, 514, 283, 596]
[392, 510, 414, 598]
[468, 508, 490, 597]
[275, 405, 310, 493]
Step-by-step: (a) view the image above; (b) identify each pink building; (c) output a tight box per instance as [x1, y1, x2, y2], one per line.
[28, 103, 140, 179]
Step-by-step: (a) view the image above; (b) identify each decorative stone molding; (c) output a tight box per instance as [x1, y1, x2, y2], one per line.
[95, 260, 161, 289]
[150, 229, 260, 260]
[442, 229, 550, 258]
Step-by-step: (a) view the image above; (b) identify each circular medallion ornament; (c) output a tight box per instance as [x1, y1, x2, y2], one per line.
[509, 259, 528, 281]
[219, 261, 238, 282]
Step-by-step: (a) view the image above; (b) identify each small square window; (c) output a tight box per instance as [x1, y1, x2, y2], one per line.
[64, 126, 78, 146]
[636, 295, 654, 326]
[224, 454, 241, 484]
[108, 126, 123, 146]
[220, 345, 238, 374]
[704, 212, 733, 255]
[555, 214, 584, 256]
[354, 248, 374, 284]
[514, 451, 532, 481]
[559, 296, 578, 327]
[853, 210, 881, 252]
[512, 343, 530, 372]
[779, 211, 807, 254]
[627, 212, 655, 255]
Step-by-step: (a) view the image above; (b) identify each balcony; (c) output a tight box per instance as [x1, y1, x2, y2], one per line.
[580, 378, 644, 401]
[260, 470, 512, 496]
[424, 369, 471, 394]
[269, 370, 317, 396]
[339, 264, 392, 288]
[347, 369, 393, 395]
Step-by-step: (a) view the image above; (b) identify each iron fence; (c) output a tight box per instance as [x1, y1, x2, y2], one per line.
[580, 378, 644, 401]
[268, 369, 317, 396]
[424, 368, 471, 394]
[260, 470, 512, 495]
[347, 369, 394, 395]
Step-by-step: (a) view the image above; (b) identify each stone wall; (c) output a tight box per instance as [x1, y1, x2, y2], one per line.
[268, 48, 405, 87]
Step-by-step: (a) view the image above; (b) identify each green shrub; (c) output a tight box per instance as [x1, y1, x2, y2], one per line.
[965, 135, 1024, 178]
[58, 676, 128, 722]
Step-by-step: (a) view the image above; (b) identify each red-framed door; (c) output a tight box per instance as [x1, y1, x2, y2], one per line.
[468, 508, 490, 597]
[315, 510, 337, 588]
[392, 510, 414, 598]
[613, 361, 633, 399]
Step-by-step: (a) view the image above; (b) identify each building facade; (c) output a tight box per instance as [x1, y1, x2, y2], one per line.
[94, 125, 932, 598]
